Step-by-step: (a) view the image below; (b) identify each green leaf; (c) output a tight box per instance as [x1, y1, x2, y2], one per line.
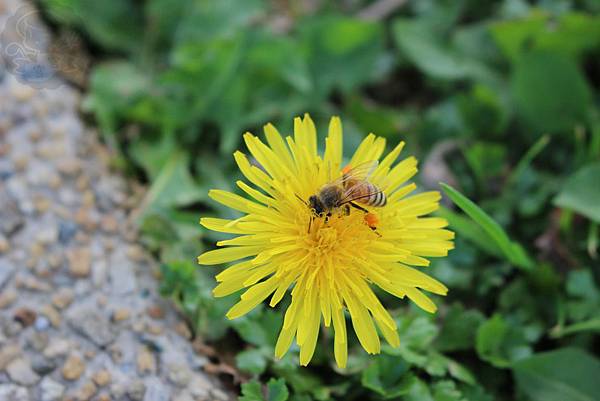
[267, 378, 289, 401]
[41, 0, 143, 52]
[300, 16, 386, 93]
[392, 19, 491, 81]
[491, 11, 600, 63]
[511, 51, 591, 134]
[513, 348, 600, 401]
[476, 314, 531, 368]
[236, 348, 268, 375]
[554, 163, 600, 223]
[140, 152, 204, 213]
[437, 207, 503, 259]
[436, 304, 485, 352]
[361, 355, 413, 398]
[240, 380, 265, 401]
[441, 183, 534, 269]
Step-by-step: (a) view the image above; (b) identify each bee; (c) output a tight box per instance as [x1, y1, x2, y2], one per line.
[299, 161, 386, 231]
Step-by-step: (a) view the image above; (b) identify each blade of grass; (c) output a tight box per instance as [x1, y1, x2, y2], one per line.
[440, 183, 534, 270]
[437, 206, 503, 258]
[506, 134, 550, 186]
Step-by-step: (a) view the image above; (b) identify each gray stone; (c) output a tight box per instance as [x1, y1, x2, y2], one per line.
[40, 377, 64, 401]
[127, 379, 146, 401]
[31, 355, 56, 376]
[109, 250, 137, 295]
[143, 377, 171, 401]
[6, 358, 40, 386]
[0, 259, 16, 290]
[67, 306, 115, 347]
[187, 376, 211, 400]
[0, 190, 24, 235]
[43, 338, 71, 358]
[34, 316, 50, 331]
[0, 383, 30, 401]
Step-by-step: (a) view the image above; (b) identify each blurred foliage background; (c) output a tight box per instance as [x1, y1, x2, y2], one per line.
[39, 0, 600, 400]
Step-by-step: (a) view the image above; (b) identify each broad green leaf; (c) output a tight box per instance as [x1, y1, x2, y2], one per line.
[392, 19, 491, 81]
[554, 163, 600, 223]
[491, 11, 600, 63]
[511, 51, 591, 134]
[441, 183, 534, 269]
[41, 0, 142, 52]
[236, 348, 268, 375]
[476, 314, 531, 368]
[436, 304, 485, 352]
[240, 380, 265, 401]
[85, 61, 150, 133]
[140, 152, 204, 213]
[300, 16, 386, 94]
[361, 355, 413, 398]
[513, 348, 600, 401]
[267, 378, 289, 401]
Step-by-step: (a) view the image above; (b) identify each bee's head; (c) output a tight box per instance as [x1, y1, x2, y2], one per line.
[308, 195, 324, 215]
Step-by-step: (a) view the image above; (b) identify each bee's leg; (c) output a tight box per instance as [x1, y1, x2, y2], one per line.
[349, 202, 369, 214]
[308, 216, 313, 233]
[324, 212, 332, 224]
[344, 204, 350, 216]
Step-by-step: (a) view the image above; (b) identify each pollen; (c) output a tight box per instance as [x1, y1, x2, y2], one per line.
[198, 114, 454, 368]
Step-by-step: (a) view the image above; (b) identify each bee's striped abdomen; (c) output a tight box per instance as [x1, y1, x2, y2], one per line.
[354, 182, 387, 207]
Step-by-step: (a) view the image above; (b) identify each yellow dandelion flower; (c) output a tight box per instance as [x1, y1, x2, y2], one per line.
[198, 114, 454, 368]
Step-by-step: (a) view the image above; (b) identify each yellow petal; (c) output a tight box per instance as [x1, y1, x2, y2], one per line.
[198, 246, 263, 265]
[226, 276, 279, 319]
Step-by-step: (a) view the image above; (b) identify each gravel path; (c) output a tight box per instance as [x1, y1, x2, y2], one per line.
[0, 2, 231, 400]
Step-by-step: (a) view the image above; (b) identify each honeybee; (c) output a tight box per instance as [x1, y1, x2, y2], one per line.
[299, 161, 386, 231]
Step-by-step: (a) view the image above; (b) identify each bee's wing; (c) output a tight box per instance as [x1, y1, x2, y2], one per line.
[331, 160, 379, 187]
[333, 161, 383, 205]
[338, 180, 383, 205]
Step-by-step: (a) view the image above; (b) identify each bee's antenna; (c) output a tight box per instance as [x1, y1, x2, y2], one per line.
[295, 194, 308, 206]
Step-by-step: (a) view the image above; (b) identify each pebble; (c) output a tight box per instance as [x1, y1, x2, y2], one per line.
[137, 347, 156, 375]
[127, 379, 146, 401]
[40, 377, 65, 401]
[188, 376, 211, 400]
[146, 305, 165, 320]
[7, 358, 41, 386]
[167, 364, 191, 387]
[0, 383, 29, 401]
[91, 370, 111, 387]
[0, 288, 18, 308]
[51, 288, 74, 309]
[13, 308, 36, 327]
[0, 235, 9, 253]
[0, 344, 21, 370]
[0, 259, 16, 289]
[109, 251, 137, 295]
[43, 339, 71, 358]
[174, 322, 192, 340]
[74, 381, 96, 401]
[111, 308, 130, 322]
[67, 247, 91, 277]
[27, 332, 49, 351]
[40, 304, 61, 327]
[31, 355, 56, 376]
[34, 316, 50, 331]
[100, 215, 118, 233]
[144, 377, 171, 401]
[58, 221, 78, 244]
[67, 306, 115, 347]
[61, 354, 85, 381]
